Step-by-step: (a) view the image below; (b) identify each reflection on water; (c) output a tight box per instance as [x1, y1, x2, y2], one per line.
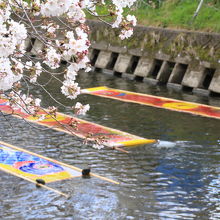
[0, 70, 220, 219]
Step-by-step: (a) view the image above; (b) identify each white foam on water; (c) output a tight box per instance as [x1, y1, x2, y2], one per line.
[154, 140, 191, 148]
[155, 140, 177, 148]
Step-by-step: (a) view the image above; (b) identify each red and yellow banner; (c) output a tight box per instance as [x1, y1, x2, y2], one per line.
[82, 86, 220, 119]
[0, 98, 156, 148]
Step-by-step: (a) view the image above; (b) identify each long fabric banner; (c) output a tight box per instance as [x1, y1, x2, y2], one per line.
[82, 86, 220, 120]
[0, 98, 156, 148]
[0, 141, 81, 183]
[0, 141, 119, 184]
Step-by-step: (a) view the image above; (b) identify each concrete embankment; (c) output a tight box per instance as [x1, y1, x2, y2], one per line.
[26, 19, 220, 96]
[86, 20, 220, 96]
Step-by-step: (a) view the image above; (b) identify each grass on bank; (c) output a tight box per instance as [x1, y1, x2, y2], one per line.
[23, 0, 220, 33]
[87, 0, 220, 33]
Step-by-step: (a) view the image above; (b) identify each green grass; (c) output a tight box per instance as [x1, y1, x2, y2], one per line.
[87, 0, 220, 33]
[136, 0, 220, 32]
[23, 0, 220, 33]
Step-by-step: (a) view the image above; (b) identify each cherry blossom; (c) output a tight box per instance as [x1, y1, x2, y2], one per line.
[126, 15, 137, 26]
[0, 0, 137, 149]
[61, 81, 81, 99]
[40, 0, 72, 17]
[74, 102, 90, 115]
[0, 0, 137, 93]
[119, 29, 133, 40]
[0, 58, 22, 91]
[29, 62, 42, 83]
[43, 47, 62, 69]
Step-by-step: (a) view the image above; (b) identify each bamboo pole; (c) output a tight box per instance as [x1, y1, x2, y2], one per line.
[0, 166, 69, 198]
[90, 173, 119, 184]
[114, 147, 129, 154]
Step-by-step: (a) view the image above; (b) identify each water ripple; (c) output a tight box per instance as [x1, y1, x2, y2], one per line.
[0, 71, 220, 218]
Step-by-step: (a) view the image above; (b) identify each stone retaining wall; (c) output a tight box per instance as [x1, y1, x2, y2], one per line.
[87, 20, 220, 96]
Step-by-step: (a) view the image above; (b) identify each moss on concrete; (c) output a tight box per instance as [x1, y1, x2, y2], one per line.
[87, 20, 220, 67]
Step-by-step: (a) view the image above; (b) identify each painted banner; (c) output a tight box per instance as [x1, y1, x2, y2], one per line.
[0, 98, 156, 147]
[82, 86, 220, 120]
[0, 141, 82, 183]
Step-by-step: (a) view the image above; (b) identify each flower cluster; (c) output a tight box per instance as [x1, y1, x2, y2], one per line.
[0, 0, 137, 149]
[74, 102, 90, 115]
[111, 1, 137, 39]
[8, 91, 41, 115]
[43, 47, 62, 69]
[61, 81, 81, 99]
[25, 61, 42, 83]
[0, 0, 137, 93]
[0, 58, 23, 91]
[0, 2, 27, 91]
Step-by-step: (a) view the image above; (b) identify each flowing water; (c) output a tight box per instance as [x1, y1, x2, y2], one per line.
[0, 70, 220, 219]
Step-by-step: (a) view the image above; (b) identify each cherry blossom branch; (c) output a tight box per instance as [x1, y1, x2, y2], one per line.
[0, 0, 138, 150]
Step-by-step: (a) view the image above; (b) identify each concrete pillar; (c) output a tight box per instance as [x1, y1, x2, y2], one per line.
[90, 49, 100, 66]
[181, 65, 205, 88]
[30, 40, 44, 56]
[209, 69, 220, 93]
[95, 51, 112, 69]
[114, 54, 132, 73]
[156, 61, 175, 83]
[134, 57, 154, 77]
[168, 63, 188, 84]
[147, 59, 163, 79]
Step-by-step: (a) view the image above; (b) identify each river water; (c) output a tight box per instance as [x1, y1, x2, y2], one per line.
[0, 70, 220, 219]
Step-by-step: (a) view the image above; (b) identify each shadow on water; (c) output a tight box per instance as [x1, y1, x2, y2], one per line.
[0, 70, 220, 219]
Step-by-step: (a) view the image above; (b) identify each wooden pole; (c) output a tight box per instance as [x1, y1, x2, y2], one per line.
[0, 166, 69, 198]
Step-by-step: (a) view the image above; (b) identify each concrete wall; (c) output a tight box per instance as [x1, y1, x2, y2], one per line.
[87, 20, 220, 96]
